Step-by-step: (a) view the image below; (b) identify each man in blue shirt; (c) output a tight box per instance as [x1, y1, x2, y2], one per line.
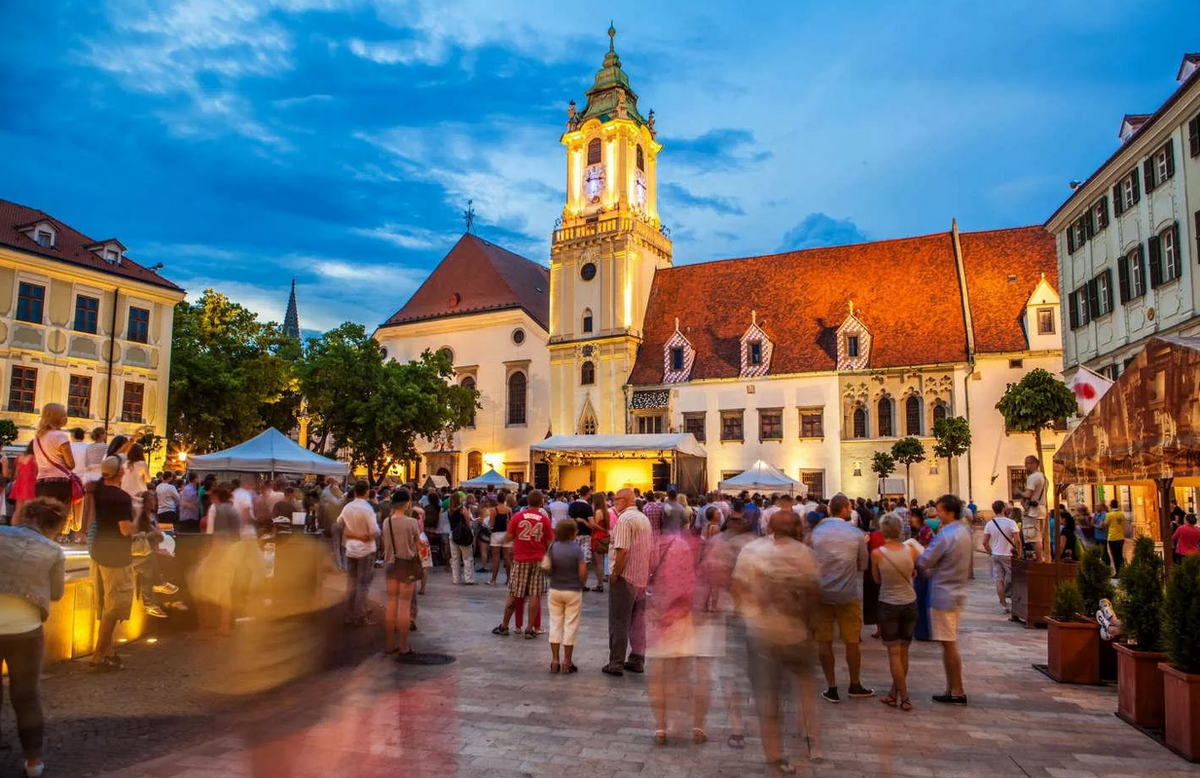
[917, 493, 973, 705]
[810, 494, 873, 703]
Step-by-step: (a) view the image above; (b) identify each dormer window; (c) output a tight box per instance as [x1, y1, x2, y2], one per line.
[836, 303, 872, 370]
[670, 347, 684, 371]
[749, 342, 763, 366]
[105, 250, 118, 264]
[85, 239, 126, 265]
[663, 319, 694, 383]
[848, 336, 859, 358]
[35, 230, 54, 248]
[739, 312, 773, 378]
[18, 220, 58, 250]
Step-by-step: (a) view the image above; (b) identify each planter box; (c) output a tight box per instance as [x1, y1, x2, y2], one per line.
[1115, 643, 1166, 730]
[1161, 663, 1200, 762]
[1046, 617, 1100, 684]
[1099, 638, 1119, 682]
[1012, 560, 1077, 627]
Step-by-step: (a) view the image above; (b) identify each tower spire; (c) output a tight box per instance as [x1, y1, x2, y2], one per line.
[283, 277, 300, 340]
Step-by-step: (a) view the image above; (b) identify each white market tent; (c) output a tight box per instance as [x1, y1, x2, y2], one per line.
[531, 433, 708, 458]
[459, 468, 518, 490]
[188, 428, 349, 477]
[718, 459, 807, 497]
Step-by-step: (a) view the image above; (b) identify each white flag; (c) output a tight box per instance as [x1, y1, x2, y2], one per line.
[1070, 366, 1113, 417]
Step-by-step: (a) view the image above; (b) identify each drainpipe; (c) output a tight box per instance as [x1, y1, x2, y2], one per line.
[103, 286, 120, 432]
[950, 220, 976, 500]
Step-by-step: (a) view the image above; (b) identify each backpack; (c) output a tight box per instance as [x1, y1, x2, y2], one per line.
[451, 510, 474, 547]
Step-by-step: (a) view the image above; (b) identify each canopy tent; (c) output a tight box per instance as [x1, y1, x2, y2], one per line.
[718, 459, 808, 497]
[188, 428, 349, 477]
[1053, 336, 1200, 573]
[531, 433, 707, 459]
[421, 475, 450, 491]
[459, 468, 518, 491]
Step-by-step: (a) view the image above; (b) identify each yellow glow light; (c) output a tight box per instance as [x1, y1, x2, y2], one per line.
[146, 638, 158, 644]
[177, 450, 188, 462]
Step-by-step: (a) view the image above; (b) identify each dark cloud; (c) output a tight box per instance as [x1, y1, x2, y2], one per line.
[660, 183, 744, 216]
[659, 128, 772, 171]
[778, 213, 868, 251]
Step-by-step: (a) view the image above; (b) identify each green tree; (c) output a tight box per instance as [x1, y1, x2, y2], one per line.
[932, 415, 972, 493]
[168, 290, 302, 453]
[299, 325, 479, 485]
[995, 368, 1077, 474]
[871, 451, 896, 502]
[891, 436, 926, 500]
[0, 419, 17, 449]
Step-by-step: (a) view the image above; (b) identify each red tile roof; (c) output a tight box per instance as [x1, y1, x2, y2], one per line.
[628, 225, 1056, 385]
[0, 198, 183, 292]
[379, 234, 550, 330]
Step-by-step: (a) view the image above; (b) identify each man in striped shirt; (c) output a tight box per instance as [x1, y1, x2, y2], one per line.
[603, 488, 654, 676]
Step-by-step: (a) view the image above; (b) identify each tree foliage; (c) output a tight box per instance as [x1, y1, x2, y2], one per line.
[0, 419, 17, 449]
[168, 290, 301, 452]
[995, 368, 1077, 467]
[298, 324, 479, 485]
[1116, 537, 1165, 651]
[891, 436, 926, 499]
[871, 451, 895, 479]
[933, 415, 972, 491]
[1164, 554, 1200, 674]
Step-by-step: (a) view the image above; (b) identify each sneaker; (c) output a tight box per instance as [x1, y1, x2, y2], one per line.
[847, 683, 875, 698]
[144, 604, 169, 619]
[601, 664, 625, 677]
[821, 687, 841, 703]
[931, 693, 968, 705]
[153, 582, 180, 595]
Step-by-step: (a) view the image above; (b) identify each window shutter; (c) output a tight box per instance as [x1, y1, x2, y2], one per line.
[1117, 254, 1130, 303]
[1195, 210, 1200, 261]
[1103, 268, 1114, 312]
[1112, 183, 1124, 216]
[1087, 278, 1100, 319]
[1068, 290, 1079, 329]
[1084, 210, 1095, 239]
[1098, 196, 1109, 228]
[1143, 158, 1156, 193]
[1148, 235, 1163, 287]
[1165, 138, 1175, 179]
[1190, 116, 1200, 157]
[1066, 226, 1076, 254]
[1131, 167, 1141, 204]
[1137, 244, 1147, 292]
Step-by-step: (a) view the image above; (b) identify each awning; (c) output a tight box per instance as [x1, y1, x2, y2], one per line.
[531, 433, 707, 459]
[1054, 336, 1200, 485]
[718, 459, 807, 497]
[188, 428, 349, 476]
[459, 468, 518, 490]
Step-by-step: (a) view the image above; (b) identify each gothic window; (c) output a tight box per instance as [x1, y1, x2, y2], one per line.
[587, 138, 602, 165]
[905, 395, 923, 436]
[877, 397, 894, 437]
[932, 400, 949, 427]
[582, 308, 593, 333]
[581, 360, 595, 385]
[852, 406, 868, 439]
[507, 371, 527, 425]
[580, 407, 597, 435]
[461, 376, 477, 427]
[636, 144, 644, 171]
[467, 451, 483, 480]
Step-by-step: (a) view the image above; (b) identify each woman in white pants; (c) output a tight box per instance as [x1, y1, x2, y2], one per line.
[446, 493, 475, 584]
[546, 520, 588, 674]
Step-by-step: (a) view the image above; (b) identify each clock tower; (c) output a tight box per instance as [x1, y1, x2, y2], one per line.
[549, 25, 673, 437]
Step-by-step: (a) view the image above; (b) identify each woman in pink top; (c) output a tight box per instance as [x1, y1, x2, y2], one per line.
[32, 403, 75, 507]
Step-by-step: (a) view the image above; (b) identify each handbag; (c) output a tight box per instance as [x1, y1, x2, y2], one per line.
[35, 434, 84, 502]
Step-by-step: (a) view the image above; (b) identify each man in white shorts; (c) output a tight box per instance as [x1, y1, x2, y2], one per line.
[982, 500, 1020, 612]
[917, 494, 972, 705]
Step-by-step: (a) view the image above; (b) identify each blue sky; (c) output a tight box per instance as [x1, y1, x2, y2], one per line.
[1, 0, 1196, 334]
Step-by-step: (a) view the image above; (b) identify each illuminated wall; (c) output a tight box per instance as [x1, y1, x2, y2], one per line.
[595, 459, 652, 493]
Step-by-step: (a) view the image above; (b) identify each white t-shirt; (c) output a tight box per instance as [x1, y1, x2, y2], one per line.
[548, 500, 571, 528]
[232, 488, 256, 522]
[121, 460, 149, 498]
[156, 481, 181, 513]
[339, 498, 380, 559]
[33, 430, 71, 479]
[984, 516, 1019, 556]
[70, 441, 89, 478]
[1024, 471, 1047, 520]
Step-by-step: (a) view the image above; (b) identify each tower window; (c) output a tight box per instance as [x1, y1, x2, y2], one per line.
[512, 328, 526, 345]
[847, 336, 860, 358]
[587, 138, 602, 165]
[580, 262, 597, 281]
[1036, 308, 1056, 335]
[507, 371, 527, 426]
[582, 308, 593, 333]
[581, 360, 595, 385]
[636, 145, 644, 172]
[749, 342, 763, 366]
[670, 347, 684, 371]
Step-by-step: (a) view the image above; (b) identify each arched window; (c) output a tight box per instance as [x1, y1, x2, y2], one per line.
[582, 307, 593, 333]
[460, 376, 477, 427]
[636, 144, 644, 171]
[581, 361, 595, 385]
[932, 400, 949, 427]
[507, 372, 527, 425]
[587, 138, 602, 165]
[877, 397, 894, 437]
[438, 347, 454, 364]
[579, 404, 598, 435]
[905, 395, 922, 436]
[467, 451, 483, 480]
[852, 406, 868, 439]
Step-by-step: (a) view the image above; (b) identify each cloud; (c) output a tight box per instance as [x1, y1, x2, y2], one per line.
[778, 213, 868, 252]
[350, 224, 458, 251]
[271, 93, 334, 109]
[660, 128, 773, 171]
[660, 183, 744, 216]
[347, 37, 449, 67]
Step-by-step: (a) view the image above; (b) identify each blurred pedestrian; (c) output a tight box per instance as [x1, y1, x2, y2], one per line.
[90, 456, 134, 669]
[338, 481, 380, 627]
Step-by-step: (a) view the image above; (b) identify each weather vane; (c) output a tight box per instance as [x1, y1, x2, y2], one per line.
[463, 199, 476, 234]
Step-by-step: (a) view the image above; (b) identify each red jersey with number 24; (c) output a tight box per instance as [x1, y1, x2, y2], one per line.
[511, 508, 552, 563]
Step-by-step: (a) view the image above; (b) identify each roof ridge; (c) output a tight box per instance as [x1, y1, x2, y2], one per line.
[657, 229, 954, 272]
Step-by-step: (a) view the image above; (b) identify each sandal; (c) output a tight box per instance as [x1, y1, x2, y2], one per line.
[524, 629, 536, 640]
[491, 626, 510, 636]
[692, 728, 707, 745]
[566, 664, 578, 674]
[654, 730, 667, 746]
[727, 734, 745, 749]
[900, 697, 913, 712]
[550, 663, 560, 674]
[880, 694, 898, 708]
[593, 585, 605, 593]
[769, 757, 797, 776]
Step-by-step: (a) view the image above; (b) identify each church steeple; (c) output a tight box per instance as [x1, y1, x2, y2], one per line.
[568, 24, 650, 131]
[283, 277, 300, 339]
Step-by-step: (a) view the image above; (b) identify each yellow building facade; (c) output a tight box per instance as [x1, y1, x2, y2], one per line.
[0, 199, 185, 456]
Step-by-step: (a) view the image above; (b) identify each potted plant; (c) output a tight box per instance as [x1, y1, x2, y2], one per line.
[1160, 555, 1200, 760]
[1114, 537, 1166, 730]
[1046, 579, 1100, 684]
[1076, 546, 1117, 680]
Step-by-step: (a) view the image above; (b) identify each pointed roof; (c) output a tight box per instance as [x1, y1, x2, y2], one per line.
[379, 234, 549, 330]
[574, 24, 649, 128]
[283, 278, 300, 339]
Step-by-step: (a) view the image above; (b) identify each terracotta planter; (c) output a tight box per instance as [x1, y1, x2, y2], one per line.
[1114, 643, 1166, 729]
[1012, 560, 1077, 627]
[1046, 617, 1100, 684]
[1160, 663, 1200, 761]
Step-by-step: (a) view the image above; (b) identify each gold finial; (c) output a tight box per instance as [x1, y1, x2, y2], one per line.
[751, 310, 757, 326]
[608, 22, 616, 51]
[673, 316, 680, 332]
[848, 300, 855, 317]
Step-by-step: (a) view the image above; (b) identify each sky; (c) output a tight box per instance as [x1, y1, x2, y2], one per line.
[1, 0, 1197, 335]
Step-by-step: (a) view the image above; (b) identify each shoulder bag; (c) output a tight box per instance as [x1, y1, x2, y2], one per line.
[989, 518, 1020, 558]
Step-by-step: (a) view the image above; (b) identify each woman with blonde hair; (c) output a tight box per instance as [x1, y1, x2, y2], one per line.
[32, 403, 75, 508]
[872, 512, 919, 711]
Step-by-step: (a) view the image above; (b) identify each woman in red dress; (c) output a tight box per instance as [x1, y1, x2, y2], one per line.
[10, 443, 38, 522]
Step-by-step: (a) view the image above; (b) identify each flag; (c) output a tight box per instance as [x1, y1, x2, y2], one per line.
[1070, 366, 1113, 417]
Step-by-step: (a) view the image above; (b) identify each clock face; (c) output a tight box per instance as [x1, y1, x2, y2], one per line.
[584, 164, 605, 202]
[634, 170, 647, 207]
